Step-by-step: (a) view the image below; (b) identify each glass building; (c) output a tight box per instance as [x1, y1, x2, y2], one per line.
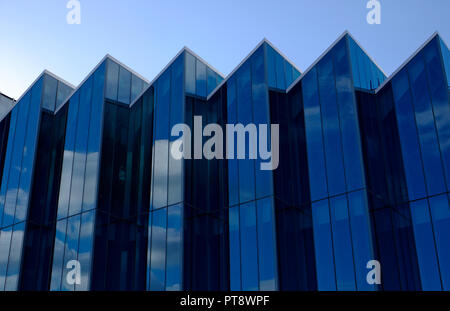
[0, 32, 449, 291]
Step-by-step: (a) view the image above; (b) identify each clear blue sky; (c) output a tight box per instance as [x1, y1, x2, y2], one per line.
[0, 0, 449, 99]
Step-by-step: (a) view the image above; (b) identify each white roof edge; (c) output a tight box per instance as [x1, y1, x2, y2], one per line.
[207, 38, 268, 100]
[286, 31, 349, 93]
[105, 54, 150, 84]
[375, 32, 440, 93]
[184, 46, 225, 79]
[42, 70, 76, 89]
[347, 32, 388, 78]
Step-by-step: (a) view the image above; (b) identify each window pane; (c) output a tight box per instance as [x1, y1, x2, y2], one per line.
[166, 204, 182, 290]
[185, 52, 196, 95]
[149, 208, 167, 291]
[240, 202, 259, 291]
[105, 59, 119, 101]
[302, 68, 328, 201]
[410, 199, 442, 290]
[311, 199, 336, 291]
[256, 198, 277, 290]
[118, 67, 131, 105]
[317, 54, 346, 196]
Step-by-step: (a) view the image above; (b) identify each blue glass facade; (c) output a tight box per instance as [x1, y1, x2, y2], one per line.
[0, 32, 449, 291]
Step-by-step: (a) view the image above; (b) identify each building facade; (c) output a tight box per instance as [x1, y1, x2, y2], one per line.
[0, 32, 449, 291]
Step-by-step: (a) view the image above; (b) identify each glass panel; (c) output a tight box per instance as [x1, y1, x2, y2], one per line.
[438, 38, 450, 88]
[168, 56, 184, 206]
[50, 219, 67, 291]
[131, 74, 144, 103]
[347, 190, 376, 290]
[185, 52, 196, 95]
[256, 198, 277, 290]
[311, 199, 336, 291]
[0, 108, 17, 226]
[0, 227, 13, 290]
[302, 68, 328, 201]
[227, 78, 239, 207]
[266, 44, 277, 89]
[61, 214, 81, 291]
[166, 204, 182, 291]
[333, 39, 366, 191]
[428, 195, 450, 290]
[207, 67, 217, 95]
[392, 71, 427, 200]
[42, 74, 58, 111]
[68, 77, 93, 216]
[252, 46, 273, 199]
[275, 52, 286, 90]
[15, 76, 43, 223]
[408, 54, 446, 196]
[348, 36, 361, 88]
[76, 211, 95, 291]
[118, 67, 131, 105]
[236, 62, 255, 203]
[240, 202, 259, 291]
[4, 222, 25, 291]
[329, 195, 356, 290]
[424, 39, 450, 192]
[56, 82, 73, 110]
[229, 205, 241, 290]
[82, 62, 106, 212]
[317, 54, 346, 196]
[57, 91, 80, 219]
[196, 59, 207, 97]
[409, 199, 442, 290]
[151, 71, 170, 209]
[149, 208, 167, 291]
[3, 90, 31, 227]
[105, 59, 119, 101]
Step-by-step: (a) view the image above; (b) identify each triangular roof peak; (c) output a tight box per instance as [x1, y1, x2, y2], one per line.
[375, 31, 442, 92]
[207, 38, 301, 100]
[286, 31, 349, 93]
[1, 69, 74, 120]
[130, 46, 225, 108]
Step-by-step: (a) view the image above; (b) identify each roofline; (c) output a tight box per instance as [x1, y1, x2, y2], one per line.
[375, 31, 440, 93]
[184, 46, 225, 79]
[130, 46, 225, 108]
[105, 54, 150, 84]
[42, 69, 76, 89]
[129, 47, 186, 108]
[54, 54, 109, 114]
[207, 38, 303, 100]
[1, 71, 47, 121]
[347, 32, 388, 78]
[207, 38, 267, 100]
[264, 38, 302, 75]
[0, 92, 15, 102]
[286, 31, 349, 93]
